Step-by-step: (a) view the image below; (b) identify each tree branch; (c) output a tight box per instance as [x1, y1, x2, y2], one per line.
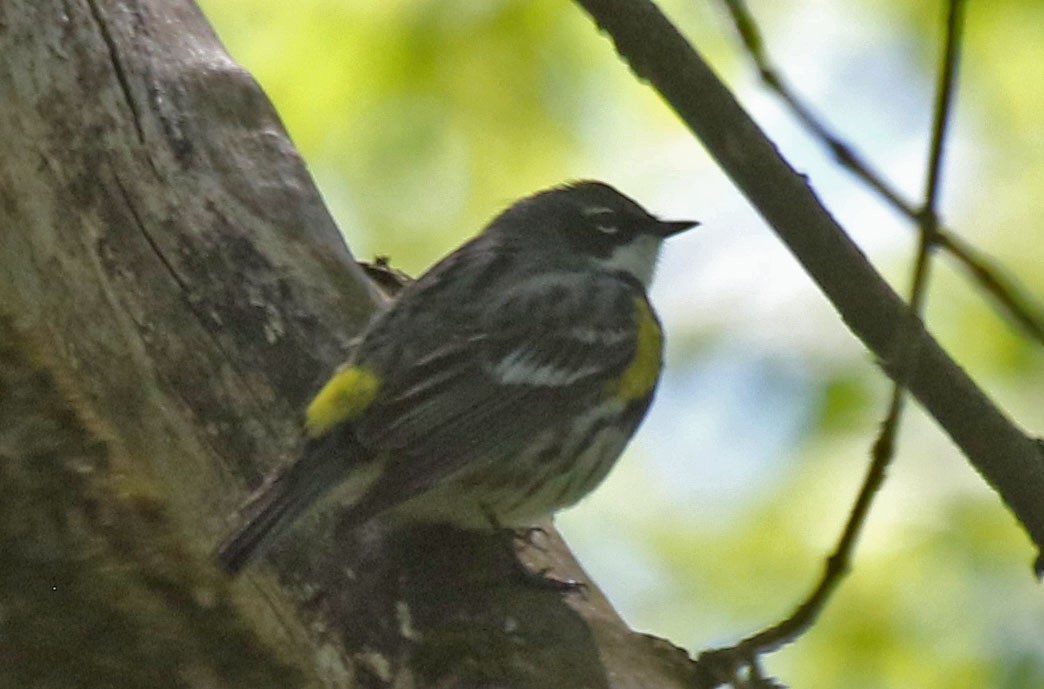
[573, 0, 1044, 554]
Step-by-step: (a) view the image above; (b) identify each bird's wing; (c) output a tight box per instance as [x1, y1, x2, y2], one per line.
[352, 271, 659, 498]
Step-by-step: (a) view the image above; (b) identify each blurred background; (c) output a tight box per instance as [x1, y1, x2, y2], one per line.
[196, 1, 1044, 686]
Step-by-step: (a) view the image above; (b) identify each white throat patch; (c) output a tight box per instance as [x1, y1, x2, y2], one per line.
[595, 233, 663, 286]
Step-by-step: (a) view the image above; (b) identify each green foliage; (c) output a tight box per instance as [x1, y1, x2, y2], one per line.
[200, 0, 613, 273]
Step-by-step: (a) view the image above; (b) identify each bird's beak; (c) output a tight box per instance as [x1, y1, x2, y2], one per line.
[654, 219, 700, 238]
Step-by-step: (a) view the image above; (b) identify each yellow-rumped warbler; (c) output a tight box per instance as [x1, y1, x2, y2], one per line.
[216, 181, 696, 574]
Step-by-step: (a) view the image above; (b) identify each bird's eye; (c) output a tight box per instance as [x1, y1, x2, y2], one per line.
[595, 224, 619, 235]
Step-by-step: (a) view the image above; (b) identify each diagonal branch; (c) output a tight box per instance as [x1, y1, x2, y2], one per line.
[573, 0, 1044, 558]
[573, 3, 1040, 684]
[698, 0, 971, 671]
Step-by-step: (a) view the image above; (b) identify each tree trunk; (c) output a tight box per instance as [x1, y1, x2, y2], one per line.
[0, 2, 700, 687]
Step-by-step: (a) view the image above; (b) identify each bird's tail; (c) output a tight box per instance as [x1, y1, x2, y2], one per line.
[215, 432, 373, 575]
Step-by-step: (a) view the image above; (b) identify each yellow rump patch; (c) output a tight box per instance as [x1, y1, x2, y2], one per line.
[610, 296, 664, 401]
[304, 365, 380, 437]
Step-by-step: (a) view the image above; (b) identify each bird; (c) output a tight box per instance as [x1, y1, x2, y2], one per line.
[215, 180, 696, 575]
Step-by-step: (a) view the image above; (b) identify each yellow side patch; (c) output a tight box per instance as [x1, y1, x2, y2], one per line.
[611, 296, 664, 401]
[304, 365, 380, 437]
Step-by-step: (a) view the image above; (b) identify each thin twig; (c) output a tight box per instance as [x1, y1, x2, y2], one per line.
[720, 0, 911, 214]
[577, 0, 1044, 644]
[696, 3, 967, 682]
[721, 0, 1044, 349]
[855, 0, 967, 644]
[936, 232, 1044, 343]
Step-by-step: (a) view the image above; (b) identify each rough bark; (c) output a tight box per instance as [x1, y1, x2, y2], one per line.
[0, 1, 700, 687]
